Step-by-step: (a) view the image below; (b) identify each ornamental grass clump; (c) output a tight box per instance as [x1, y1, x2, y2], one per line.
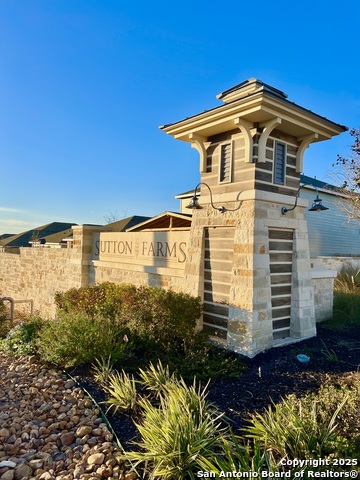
[243, 392, 349, 463]
[197, 434, 274, 476]
[124, 377, 227, 479]
[332, 292, 360, 328]
[138, 360, 175, 399]
[102, 369, 139, 413]
[334, 266, 360, 293]
[92, 355, 114, 388]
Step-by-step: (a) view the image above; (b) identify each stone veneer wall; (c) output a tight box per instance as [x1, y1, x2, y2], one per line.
[0, 247, 84, 318]
[310, 256, 360, 322]
[231, 192, 316, 356]
[89, 263, 185, 291]
[311, 256, 360, 273]
[0, 225, 189, 319]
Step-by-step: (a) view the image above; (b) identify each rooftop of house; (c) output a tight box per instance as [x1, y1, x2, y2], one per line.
[0, 222, 78, 248]
[29, 228, 75, 246]
[106, 215, 152, 232]
[0, 234, 14, 242]
[0, 217, 153, 248]
[300, 174, 337, 191]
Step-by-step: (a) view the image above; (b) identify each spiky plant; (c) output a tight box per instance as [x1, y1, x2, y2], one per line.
[102, 370, 138, 413]
[123, 377, 227, 479]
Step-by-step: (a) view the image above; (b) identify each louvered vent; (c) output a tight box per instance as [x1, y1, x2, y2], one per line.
[269, 228, 294, 340]
[220, 143, 232, 183]
[274, 141, 286, 185]
[203, 227, 234, 339]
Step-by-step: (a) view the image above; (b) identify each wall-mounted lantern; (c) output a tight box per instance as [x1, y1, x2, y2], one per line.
[281, 185, 329, 215]
[186, 182, 241, 213]
[308, 194, 329, 212]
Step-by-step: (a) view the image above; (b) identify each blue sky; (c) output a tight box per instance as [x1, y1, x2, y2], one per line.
[1, 0, 359, 234]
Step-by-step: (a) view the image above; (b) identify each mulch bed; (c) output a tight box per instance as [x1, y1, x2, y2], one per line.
[71, 324, 360, 452]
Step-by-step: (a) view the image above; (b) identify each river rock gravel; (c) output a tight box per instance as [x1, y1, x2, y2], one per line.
[0, 354, 136, 480]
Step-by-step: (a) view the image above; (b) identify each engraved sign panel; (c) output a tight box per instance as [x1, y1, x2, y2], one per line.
[92, 231, 189, 270]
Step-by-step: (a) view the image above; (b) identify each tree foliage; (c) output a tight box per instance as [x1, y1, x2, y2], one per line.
[333, 128, 360, 222]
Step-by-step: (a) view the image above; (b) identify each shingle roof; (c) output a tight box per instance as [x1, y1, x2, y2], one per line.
[300, 174, 337, 191]
[0, 234, 14, 242]
[106, 216, 152, 232]
[31, 228, 74, 245]
[0, 222, 77, 248]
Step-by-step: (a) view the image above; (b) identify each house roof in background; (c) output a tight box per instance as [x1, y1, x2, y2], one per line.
[106, 215, 152, 232]
[30, 228, 75, 245]
[0, 234, 14, 242]
[300, 174, 337, 191]
[0, 222, 78, 248]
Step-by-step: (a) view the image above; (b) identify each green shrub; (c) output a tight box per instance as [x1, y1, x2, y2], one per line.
[332, 292, 360, 328]
[124, 377, 227, 479]
[116, 333, 246, 382]
[55, 283, 203, 353]
[0, 298, 7, 322]
[54, 282, 129, 320]
[0, 297, 10, 338]
[36, 313, 130, 368]
[0, 317, 43, 355]
[165, 336, 246, 381]
[306, 375, 360, 447]
[113, 285, 202, 351]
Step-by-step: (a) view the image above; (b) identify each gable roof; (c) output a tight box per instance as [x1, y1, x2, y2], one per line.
[126, 212, 192, 231]
[0, 222, 77, 248]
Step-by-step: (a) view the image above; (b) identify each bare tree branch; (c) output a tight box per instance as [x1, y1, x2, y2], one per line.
[332, 128, 360, 223]
[103, 209, 128, 224]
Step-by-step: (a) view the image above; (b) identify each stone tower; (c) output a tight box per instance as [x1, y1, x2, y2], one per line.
[161, 78, 347, 357]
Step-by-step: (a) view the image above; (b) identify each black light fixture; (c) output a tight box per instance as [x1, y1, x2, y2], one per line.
[281, 184, 329, 215]
[186, 182, 241, 213]
[308, 194, 329, 212]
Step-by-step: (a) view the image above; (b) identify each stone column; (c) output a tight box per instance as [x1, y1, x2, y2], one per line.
[71, 225, 105, 287]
